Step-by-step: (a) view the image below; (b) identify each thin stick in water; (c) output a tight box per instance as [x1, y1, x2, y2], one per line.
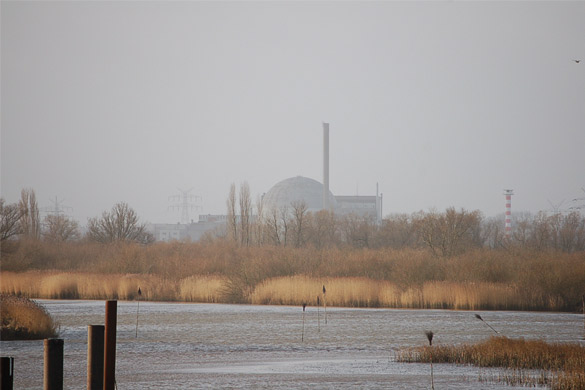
[322, 285, 327, 325]
[317, 296, 320, 333]
[302, 303, 306, 342]
[135, 287, 142, 338]
[475, 313, 498, 334]
[425, 331, 434, 390]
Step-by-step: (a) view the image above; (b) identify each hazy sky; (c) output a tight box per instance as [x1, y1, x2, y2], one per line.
[2, 1, 584, 225]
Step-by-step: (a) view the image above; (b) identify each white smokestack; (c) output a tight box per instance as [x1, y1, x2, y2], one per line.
[323, 122, 330, 210]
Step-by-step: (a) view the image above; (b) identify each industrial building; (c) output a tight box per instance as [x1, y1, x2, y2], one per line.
[151, 123, 382, 242]
[261, 123, 383, 223]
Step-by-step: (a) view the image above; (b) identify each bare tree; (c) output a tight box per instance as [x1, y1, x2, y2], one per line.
[252, 195, 265, 245]
[280, 205, 290, 247]
[341, 214, 373, 248]
[373, 213, 417, 249]
[306, 209, 338, 248]
[239, 182, 252, 246]
[0, 199, 22, 242]
[265, 207, 282, 246]
[19, 188, 40, 239]
[226, 183, 238, 243]
[87, 202, 153, 244]
[480, 215, 506, 249]
[43, 214, 80, 242]
[290, 200, 308, 247]
[413, 208, 482, 257]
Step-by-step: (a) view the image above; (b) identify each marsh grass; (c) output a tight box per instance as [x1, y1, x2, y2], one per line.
[0, 271, 174, 301]
[178, 275, 226, 302]
[248, 275, 521, 309]
[0, 294, 58, 340]
[1, 271, 528, 309]
[1, 241, 584, 311]
[396, 336, 585, 390]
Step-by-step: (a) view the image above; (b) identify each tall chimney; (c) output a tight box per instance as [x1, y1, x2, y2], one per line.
[323, 122, 330, 210]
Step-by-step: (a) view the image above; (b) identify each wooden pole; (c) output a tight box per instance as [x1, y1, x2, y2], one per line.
[104, 301, 117, 390]
[323, 285, 327, 325]
[1, 357, 14, 390]
[317, 296, 320, 333]
[87, 325, 104, 390]
[135, 287, 141, 338]
[44, 339, 64, 390]
[302, 303, 306, 342]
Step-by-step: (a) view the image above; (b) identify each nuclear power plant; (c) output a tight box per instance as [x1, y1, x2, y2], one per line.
[262, 122, 383, 223]
[152, 123, 383, 241]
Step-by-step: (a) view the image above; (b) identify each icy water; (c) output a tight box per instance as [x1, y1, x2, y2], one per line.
[1, 300, 583, 389]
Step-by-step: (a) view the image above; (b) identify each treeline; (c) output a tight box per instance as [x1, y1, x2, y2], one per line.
[2, 187, 584, 254]
[1, 188, 584, 311]
[222, 183, 585, 255]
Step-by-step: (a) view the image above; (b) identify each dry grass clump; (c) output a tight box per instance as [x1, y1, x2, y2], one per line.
[419, 281, 520, 310]
[0, 271, 177, 301]
[249, 276, 399, 307]
[178, 275, 226, 302]
[249, 276, 520, 309]
[0, 294, 58, 340]
[397, 336, 585, 390]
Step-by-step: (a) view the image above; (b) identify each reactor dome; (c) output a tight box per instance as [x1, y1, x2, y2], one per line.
[262, 176, 337, 214]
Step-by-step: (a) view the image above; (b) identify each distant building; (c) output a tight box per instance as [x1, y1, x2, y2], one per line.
[149, 215, 225, 242]
[261, 176, 383, 224]
[257, 123, 384, 224]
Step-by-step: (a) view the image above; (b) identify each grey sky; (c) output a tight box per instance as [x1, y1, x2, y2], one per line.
[1, 1, 584, 225]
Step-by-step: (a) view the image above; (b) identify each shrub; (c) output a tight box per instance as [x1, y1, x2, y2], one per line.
[0, 294, 58, 340]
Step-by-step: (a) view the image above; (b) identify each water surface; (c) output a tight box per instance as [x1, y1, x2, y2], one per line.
[1, 300, 582, 389]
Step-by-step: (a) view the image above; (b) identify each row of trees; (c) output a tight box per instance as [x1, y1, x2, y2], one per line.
[3, 186, 584, 257]
[1, 189, 151, 250]
[222, 182, 585, 256]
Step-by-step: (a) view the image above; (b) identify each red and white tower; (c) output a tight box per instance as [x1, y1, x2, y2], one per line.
[504, 189, 514, 237]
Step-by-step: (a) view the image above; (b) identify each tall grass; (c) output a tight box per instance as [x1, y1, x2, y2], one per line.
[396, 336, 585, 390]
[1, 240, 584, 311]
[249, 276, 521, 309]
[1, 271, 525, 309]
[178, 275, 225, 302]
[0, 294, 58, 340]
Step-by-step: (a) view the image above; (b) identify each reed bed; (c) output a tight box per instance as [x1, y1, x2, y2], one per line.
[2, 240, 584, 311]
[0, 270, 576, 310]
[0, 294, 58, 340]
[178, 275, 226, 303]
[249, 275, 520, 309]
[0, 271, 175, 301]
[0, 271, 227, 303]
[396, 336, 585, 390]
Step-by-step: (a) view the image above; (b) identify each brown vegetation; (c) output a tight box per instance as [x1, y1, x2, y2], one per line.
[1, 240, 584, 311]
[396, 336, 585, 390]
[0, 294, 58, 340]
[1, 193, 584, 310]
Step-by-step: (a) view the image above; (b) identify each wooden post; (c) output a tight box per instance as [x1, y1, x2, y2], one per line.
[1, 357, 14, 390]
[323, 285, 327, 325]
[104, 301, 117, 390]
[44, 339, 64, 390]
[87, 325, 104, 390]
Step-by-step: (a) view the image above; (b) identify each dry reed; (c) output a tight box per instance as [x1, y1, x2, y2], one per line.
[0, 271, 533, 309]
[249, 276, 521, 309]
[178, 275, 226, 303]
[397, 336, 585, 390]
[2, 240, 584, 311]
[0, 294, 58, 340]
